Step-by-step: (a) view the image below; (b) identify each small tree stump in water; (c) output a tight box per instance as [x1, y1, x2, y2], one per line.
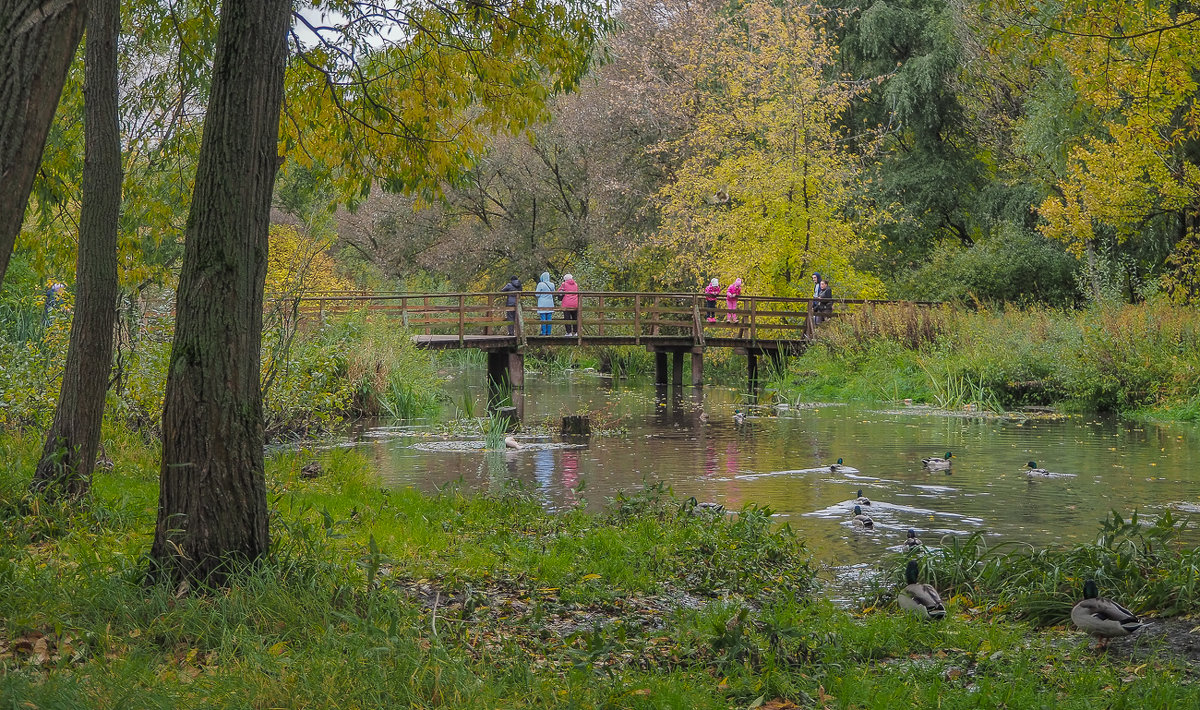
[561, 415, 591, 438]
[496, 406, 520, 432]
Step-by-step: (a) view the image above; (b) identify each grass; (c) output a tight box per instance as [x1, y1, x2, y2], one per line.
[3, 429, 1200, 707]
[771, 302, 1200, 419]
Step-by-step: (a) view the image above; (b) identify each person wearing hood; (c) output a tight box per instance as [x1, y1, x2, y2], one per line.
[725, 277, 743, 323]
[500, 275, 521, 335]
[535, 272, 556, 335]
[704, 278, 720, 322]
[558, 274, 580, 335]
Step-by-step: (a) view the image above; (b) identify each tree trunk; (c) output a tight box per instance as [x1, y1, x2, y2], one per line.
[31, 0, 122, 499]
[150, 0, 292, 586]
[0, 0, 85, 285]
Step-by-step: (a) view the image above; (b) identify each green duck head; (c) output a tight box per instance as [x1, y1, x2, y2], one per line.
[945, 451, 953, 459]
[1026, 461, 1038, 469]
[853, 505, 863, 516]
[856, 488, 864, 498]
[1083, 579, 1099, 600]
[907, 529, 918, 539]
[905, 559, 920, 585]
[837, 457, 844, 465]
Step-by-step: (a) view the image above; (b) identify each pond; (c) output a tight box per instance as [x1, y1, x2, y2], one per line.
[346, 369, 1200, 567]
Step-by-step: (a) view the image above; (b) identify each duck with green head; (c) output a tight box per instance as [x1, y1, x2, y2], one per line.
[855, 488, 871, 505]
[922, 451, 953, 470]
[829, 457, 844, 472]
[852, 505, 873, 529]
[904, 529, 921, 547]
[1071, 579, 1145, 649]
[898, 559, 945, 620]
[1025, 461, 1051, 477]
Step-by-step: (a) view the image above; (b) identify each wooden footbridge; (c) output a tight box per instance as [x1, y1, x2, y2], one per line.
[295, 291, 938, 388]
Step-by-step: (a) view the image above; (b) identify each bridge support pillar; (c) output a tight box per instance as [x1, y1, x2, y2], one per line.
[486, 349, 524, 389]
[747, 352, 759, 390]
[691, 352, 704, 387]
[672, 351, 684, 388]
[655, 352, 668, 385]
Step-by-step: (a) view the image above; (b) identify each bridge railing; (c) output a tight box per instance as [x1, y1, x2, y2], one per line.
[289, 291, 939, 346]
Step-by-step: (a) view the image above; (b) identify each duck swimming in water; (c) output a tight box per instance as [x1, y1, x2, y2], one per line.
[855, 488, 871, 506]
[829, 457, 845, 472]
[852, 505, 874, 529]
[922, 451, 953, 471]
[1025, 461, 1051, 477]
[904, 529, 921, 547]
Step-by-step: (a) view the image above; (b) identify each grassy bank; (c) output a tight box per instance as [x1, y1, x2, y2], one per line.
[771, 303, 1200, 419]
[4, 430, 1200, 707]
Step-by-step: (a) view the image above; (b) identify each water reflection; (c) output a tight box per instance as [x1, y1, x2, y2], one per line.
[350, 371, 1200, 564]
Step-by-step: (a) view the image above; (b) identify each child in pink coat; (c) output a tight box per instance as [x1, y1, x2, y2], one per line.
[725, 278, 743, 322]
[704, 278, 720, 322]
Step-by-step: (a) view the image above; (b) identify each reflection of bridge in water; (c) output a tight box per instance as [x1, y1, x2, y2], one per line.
[296, 291, 939, 389]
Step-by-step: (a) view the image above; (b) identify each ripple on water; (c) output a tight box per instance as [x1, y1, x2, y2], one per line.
[409, 440, 583, 453]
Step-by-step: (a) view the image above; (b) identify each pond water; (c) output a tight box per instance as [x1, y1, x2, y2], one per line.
[346, 370, 1200, 567]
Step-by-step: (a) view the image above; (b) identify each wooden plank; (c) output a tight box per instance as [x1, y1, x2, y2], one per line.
[458, 294, 464, 346]
[750, 297, 758, 342]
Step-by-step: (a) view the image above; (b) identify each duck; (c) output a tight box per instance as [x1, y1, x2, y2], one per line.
[685, 496, 725, 516]
[854, 488, 871, 506]
[852, 505, 874, 529]
[504, 435, 523, 450]
[1025, 461, 1051, 477]
[830, 457, 845, 472]
[733, 409, 746, 425]
[904, 529, 922, 547]
[898, 559, 946, 620]
[922, 451, 954, 471]
[1070, 579, 1146, 649]
[300, 461, 323, 479]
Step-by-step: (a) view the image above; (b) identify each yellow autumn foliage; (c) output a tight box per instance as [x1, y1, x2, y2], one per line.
[265, 224, 353, 298]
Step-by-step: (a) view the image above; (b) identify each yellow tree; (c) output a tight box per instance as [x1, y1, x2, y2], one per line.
[1011, 1, 1200, 297]
[652, 0, 885, 297]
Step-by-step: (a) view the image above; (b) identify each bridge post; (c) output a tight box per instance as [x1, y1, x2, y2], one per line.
[747, 352, 759, 390]
[672, 351, 684, 388]
[508, 350, 524, 388]
[691, 352, 704, 387]
[654, 352, 668, 385]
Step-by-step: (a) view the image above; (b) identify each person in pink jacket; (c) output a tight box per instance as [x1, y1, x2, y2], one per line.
[558, 274, 580, 335]
[725, 277, 743, 322]
[704, 278, 720, 322]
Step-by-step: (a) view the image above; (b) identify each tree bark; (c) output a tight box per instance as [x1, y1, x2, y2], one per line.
[31, 0, 122, 499]
[0, 0, 85, 285]
[150, 0, 292, 585]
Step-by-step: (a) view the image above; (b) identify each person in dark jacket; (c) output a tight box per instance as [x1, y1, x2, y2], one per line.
[815, 278, 833, 324]
[500, 275, 521, 335]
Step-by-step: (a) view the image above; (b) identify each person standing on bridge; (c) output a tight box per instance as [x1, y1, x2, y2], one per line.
[559, 274, 580, 336]
[501, 275, 521, 335]
[725, 277, 743, 323]
[535, 272, 556, 335]
[815, 277, 833, 325]
[704, 278, 720, 322]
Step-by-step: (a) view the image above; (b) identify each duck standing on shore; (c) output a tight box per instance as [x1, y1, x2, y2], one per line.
[898, 559, 946, 620]
[1071, 579, 1146, 649]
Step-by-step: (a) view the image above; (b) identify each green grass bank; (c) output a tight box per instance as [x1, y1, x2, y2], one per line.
[771, 303, 1200, 419]
[4, 430, 1200, 707]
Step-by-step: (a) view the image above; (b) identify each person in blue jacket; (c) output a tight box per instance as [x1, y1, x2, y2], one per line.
[535, 272, 556, 335]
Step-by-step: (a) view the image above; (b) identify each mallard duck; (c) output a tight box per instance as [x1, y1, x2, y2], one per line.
[733, 409, 746, 425]
[852, 505, 874, 529]
[898, 559, 945, 620]
[922, 451, 954, 470]
[1025, 461, 1051, 477]
[685, 496, 725, 516]
[1070, 579, 1146, 649]
[300, 461, 322, 479]
[830, 457, 845, 472]
[904, 529, 922, 547]
[855, 488, 871, 505]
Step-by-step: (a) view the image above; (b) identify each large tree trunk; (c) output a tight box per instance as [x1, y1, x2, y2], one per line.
[0, 0, 86, 285]
[31, 0, 122, 499]
[150, 0, 292, 585]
